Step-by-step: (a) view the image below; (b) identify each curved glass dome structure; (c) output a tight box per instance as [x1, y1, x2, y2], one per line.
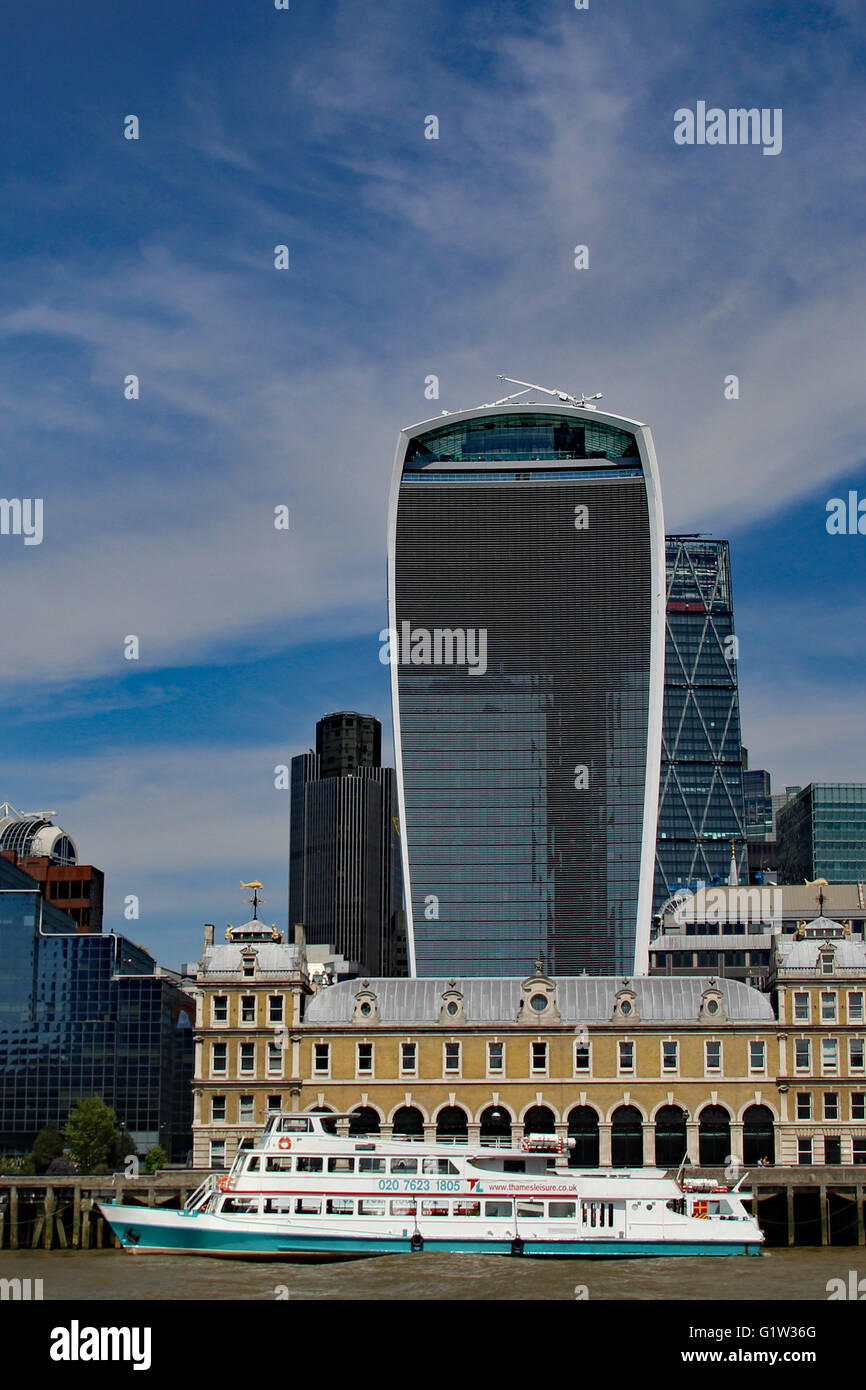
[387, 402, 665, 978]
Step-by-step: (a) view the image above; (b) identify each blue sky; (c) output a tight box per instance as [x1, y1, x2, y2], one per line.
[0, 0, 864, 968]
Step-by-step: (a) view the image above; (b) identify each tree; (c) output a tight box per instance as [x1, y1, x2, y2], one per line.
[46, 1156, 76, 1175]
[32, 1126, 65, 1174]
[144, 1145, 166, 1174]
[63, 1097, 120, 1174]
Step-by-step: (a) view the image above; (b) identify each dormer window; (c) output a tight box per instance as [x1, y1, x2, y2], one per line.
[821, 953, 835, 975]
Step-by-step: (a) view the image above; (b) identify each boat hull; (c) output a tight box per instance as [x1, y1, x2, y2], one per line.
[99, 1203, 761, 1260]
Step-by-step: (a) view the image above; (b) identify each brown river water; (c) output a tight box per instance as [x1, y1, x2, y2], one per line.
[1, 1245, 863, 1300]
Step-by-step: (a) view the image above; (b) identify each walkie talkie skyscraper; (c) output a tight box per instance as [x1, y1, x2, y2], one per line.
[386, 392, 665, 977]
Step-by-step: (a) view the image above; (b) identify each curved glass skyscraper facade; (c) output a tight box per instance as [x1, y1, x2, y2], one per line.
[387, 404, 665, 977]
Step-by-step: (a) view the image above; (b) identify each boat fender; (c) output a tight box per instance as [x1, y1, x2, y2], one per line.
[511, 1237, 525, 1257]
[410, 1233, 424, 1252]
[279, 1137, 292, 1150]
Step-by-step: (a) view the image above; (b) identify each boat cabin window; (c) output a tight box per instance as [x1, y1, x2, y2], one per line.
[295, 1197, 322, 1214]
[516, 1200, 545, 1220]
[666, 1198, 685, 1215]
[503, 1160, 526, 1173]
[327, 1157, 354, 1173]
[221, 1197, 259, 1214]
[326, 1198, 354, 1215]
[390, 1200, 417, 1216]
[390, 1158, 418, 1174]
[484, 1200, 513, 1218]
[358, 1199, 386, 1216]
[319, 1117, 338, 1135]
[548, 1201, 576, 1219]
[296, 1156, 323, 1173]
[582, 1201, 614, 1227]
[278, 1117, 311, 1133]
[263, 1197, 293, 1214]
[453, 1200, 481, 1217]
[422, 1158, 459, 1175]
[245, 1156, 261, 1172]
[420, 1200, 450, 1217]
[358, 1158, 387, 1174]
[265, 1156, 294, 1172]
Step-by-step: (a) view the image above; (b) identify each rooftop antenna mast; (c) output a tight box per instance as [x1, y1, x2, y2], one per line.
[497, 376, 603, 408]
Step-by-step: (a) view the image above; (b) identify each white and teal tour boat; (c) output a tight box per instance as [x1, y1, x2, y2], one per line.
[99, 1111, 764, 1260]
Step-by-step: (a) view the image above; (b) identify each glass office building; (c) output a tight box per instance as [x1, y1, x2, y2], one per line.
[655, 538, 747, 910]
[387, 405, 665, 977]
[777, 783, 866, 883]
[0, 888, 193, 1156]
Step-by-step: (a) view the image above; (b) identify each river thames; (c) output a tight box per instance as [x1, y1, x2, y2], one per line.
[2, 1245, 863, 1300]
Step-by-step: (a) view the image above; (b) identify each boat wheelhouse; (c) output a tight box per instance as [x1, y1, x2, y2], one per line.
[100, 1111, 763, 1260]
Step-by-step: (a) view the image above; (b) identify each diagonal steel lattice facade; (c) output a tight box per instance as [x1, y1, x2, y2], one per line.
[654, 537, 748, 912]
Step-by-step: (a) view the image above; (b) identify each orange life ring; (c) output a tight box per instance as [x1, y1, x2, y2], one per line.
[278, 1136, 292, 1150]
[217, 1175, 230, 1191]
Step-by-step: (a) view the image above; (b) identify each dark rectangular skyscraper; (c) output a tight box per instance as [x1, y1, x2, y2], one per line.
[289, 714, 403, 975]
[387, 403, 665, 977]
[655, 537, 747, 910]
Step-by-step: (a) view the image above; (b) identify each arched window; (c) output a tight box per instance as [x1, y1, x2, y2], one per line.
[479, 1105, 512, 1146]
[567, 1106, 600, 1168]
[654, 1105, 687, 1167]
[435, 1105, 468, 1143]
[743, 1104, 775, 1165]
[523, 1105, 556, 1135]
[349, 1106, 380, 1136]
[698, 1105, 731, 1167]
[611, 1105, 643, 1168]
[391, 1105, 424, 1139]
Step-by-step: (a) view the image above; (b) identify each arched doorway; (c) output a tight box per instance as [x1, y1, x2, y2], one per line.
[435, 1105, 468, 1143]
[349, 1106, 380, 1136]
[611, 1105, 644, 1168]
[743, 1104, 775, 1165]
[567, 1106, 600, 1167]
[699, 1105, 731, 1166]
[654, 1105, 687, 1167]
[523, 1105, 556, 1136]
[391, 1106, 424, 1140]
[479, 1105, 512, 1147]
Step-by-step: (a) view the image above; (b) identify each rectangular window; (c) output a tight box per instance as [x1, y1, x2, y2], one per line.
[263, 1197, 293, 1214]
[241, 995, 256, 1024]
[267, 1043, 283, 1077]
[574, 1042, 591, 1073]
[705, 1040, 722, 1073]
[327, 1157, 355, 1173]
[295, 1197, 322, 1215]
[453, 1200, 481, 1217]
[483, 1200, 513, 1218]
[793, 992, 810, 1022]
[822, 1038, 839, 1074]
[209, 1140, 226, 1170]
[821, 992, 838, 1023]
[265, 1155, 293, 1172]
[749, 1040, 766, 1072]
[420, 1200, 450, 1217]
[212, 1043, 227, 1075]
[854, 1138, 866, 1165]
[400, 1042, 417, 1075]
[444, 1042, 461, 1075]
[325, 1198, 354, 1215]
[548, 1201, 577, 1219]
[849, 992, 864, 1023]
[822, 956, 834, 975]
[516, 1200, 545, 1220]
[794, 1039, 811, 1071]
[358, 1199, 386, 1216]
[211, 1095, 226, 1122]
[487, 1041, 504, 1074]
[824, 1092, 839, 1120]
[796, 1093, 812, 1120]
[797, 1137, 813, 1166]
[295, 1155, 323, 1173]
[313, 1042, 330, 1075]
[662, 1041, 678, 1072]
[267, 1095, 281, 1113]
[531, 1041, 548, 1074]
[268, 995, 284, 1024]
[423, 1158, 459, 1175]
[243, 964, 255, 978]
[852, 1093, 866, 1121]
[239, 1043, 255, 1075]
[239, 1095, 254, 1123]
[850, 1039, 865, 1071]
[212, 996, 228, 1024]
[390, 1158, 418, 1174]
[825, 1136, 842, 1164]
[618, 1040, 634, 1072]
[358, 1158, 386, 1174]
[390, 1200, 417, 1217]
[357, 1043, 373, 1076]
